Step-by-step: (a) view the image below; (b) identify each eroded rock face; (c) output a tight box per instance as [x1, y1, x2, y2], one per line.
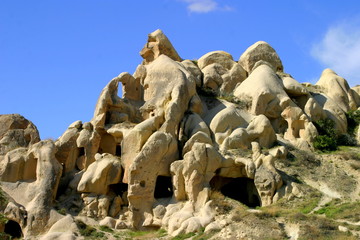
[239, 41, 283, 74]
[0, 114, 40, 156]
[1, 30, 359, 239]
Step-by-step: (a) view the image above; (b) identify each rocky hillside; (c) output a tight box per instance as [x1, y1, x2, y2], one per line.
[0, 29, 360, 240]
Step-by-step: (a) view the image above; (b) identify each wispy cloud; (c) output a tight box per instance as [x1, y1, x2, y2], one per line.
[181, 0, 233, 13]
[311, 19, 360, 86]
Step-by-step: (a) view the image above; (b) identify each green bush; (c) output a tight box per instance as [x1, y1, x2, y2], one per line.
[337, 133, 357, 146]
[313, 135, 338, 151]
[346, 110, 360, 135]
[75, 220, 105, 238]
[313, 119, 338, 151]
[99, 225, 113, 233]
[313, 118, 336, 137]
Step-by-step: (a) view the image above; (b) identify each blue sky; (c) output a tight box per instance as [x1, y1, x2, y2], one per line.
[1, 0, 360, 139]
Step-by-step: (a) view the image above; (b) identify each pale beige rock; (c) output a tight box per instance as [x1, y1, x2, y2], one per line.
[316, 69, 358, 111]
[282, 76, 308, 96]
[281, 105, 318, 147]
[352, 85, 360, 95]
[25, 140, 63, 235]
[198, 51, 246, 94]
[217, 155, 255, 179]
[313, 93, 348, 134]
[181, 60, 202, 88]
[127, 131, 177, 228]
[233, 64, 290, 119]
[92, 76, 141, 129]
[0, 147, 36, 182]
[117, 72, 142, 102]
[55, 120, 82, 173]
[251, 142, 283, 206]
[140, 29, 181, 64]
[97, 195, 111, 218]
[221, 115, 276, 150]
[221, 128, 250, 150]
[81, 193, 99, 218]
[209, 106, 249, 145]
[99, 216, 116, 228]
[179, 113, 211, 152]
[246, 115, 276, 148]
[165, 201, 214, 236]
[76, 122, 101, 169]
[201, 63, 225, 91]
[40, 232, 77, 240]
[140, 54, 196, 135]
[6, 30, 359, 238]
[198, 51, 234, 70]
[303, 96, 327, 122]
[46, 215, 78, 234]
[77, 153, 122, 195]
[0, 114, 40, 156]
[239, 41, 283, 73]
[171, 143, 222, 203]
[109, 196, 123, 218]
[121, 115, 164, 183]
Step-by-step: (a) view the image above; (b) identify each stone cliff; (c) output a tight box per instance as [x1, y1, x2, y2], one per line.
[1, 29, 360, 239]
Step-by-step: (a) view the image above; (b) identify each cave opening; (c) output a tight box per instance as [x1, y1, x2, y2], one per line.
[4, 220, 23, 239]
[210, 176, 261, 208]
[116, 145, 121, 156]
[109, 182, 128, 197]
[78, 147, 85, 157]
[154, 176, 173, 199]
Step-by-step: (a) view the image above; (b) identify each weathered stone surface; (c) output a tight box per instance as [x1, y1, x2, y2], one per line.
[239, 41, 283, 73]
[233, 64, 290, 119]
[77, 153, 122, 195]
[0, 114, 40, 156]
[2, 29, 359, 239]
[140, 29, 181, 64]
[282, 76, 308, 96]
[198, 51, 246, 94]
[316, 69, 358, 112]
[55, 120, 82, 173]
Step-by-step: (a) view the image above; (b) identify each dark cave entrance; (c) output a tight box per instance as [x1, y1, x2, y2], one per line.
[109, 182, 128, 196]
[4, 220, 23, 239]
[210, 176, 261, 208]
[116, 145, 122, 156]
[78, 147, 85, 157]
[154, 176, 173, 199]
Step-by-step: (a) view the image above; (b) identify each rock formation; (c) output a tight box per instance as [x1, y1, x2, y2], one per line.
[1, 29, 359, 239]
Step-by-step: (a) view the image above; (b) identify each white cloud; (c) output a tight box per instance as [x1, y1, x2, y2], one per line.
[311, 20, 360, 86]
[181, 0, 233, 13]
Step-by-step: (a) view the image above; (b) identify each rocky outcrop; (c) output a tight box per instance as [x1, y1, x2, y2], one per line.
[0, 114, 40, 157]
[1, 29, 359, 239]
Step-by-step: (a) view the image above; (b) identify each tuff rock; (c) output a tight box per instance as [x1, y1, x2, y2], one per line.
[1, 29, 359, 239]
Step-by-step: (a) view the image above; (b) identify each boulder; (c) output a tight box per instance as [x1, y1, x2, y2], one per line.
[77, 153, 122, 195]
[239, 41, 283, 74]
[0, 114, 40, 156]
[181, 60, 202, 88]
[233, 64, 290, 119]
[282, 76, 308, 96]
[55, 120, 82, 173]
[0, 147, 35, 182]
[198, 51, 246, 94]
[316, 69, 358, 111]
[313, 93, 347, 134]
[140, 29, 181, 64]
